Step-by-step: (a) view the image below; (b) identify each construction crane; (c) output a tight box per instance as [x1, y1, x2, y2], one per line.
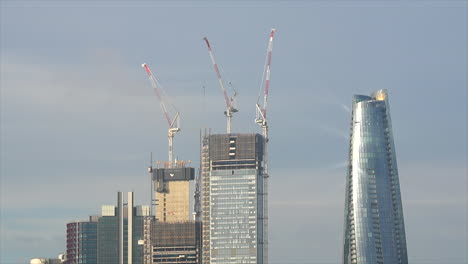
[142, 63, 180, 168]
[255, 28, 276, 264]
[256, 29, 276, 145]
[203, 37, 238, 134]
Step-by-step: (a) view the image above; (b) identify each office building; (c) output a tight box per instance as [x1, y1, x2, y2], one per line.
[201, 133, 265, 264]
[64, 217, 98, 264]
[97, 192, 152, 264]
[343, 90, 408, 264]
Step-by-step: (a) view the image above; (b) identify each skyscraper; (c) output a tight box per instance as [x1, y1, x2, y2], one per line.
[343, 90, 408, 264]
[97, 192, 152, 264]
[201, 133, 265, 264]
[64, 217, 98, 264]
[149, 164, 199, 264]
[151, 165, 195, 223]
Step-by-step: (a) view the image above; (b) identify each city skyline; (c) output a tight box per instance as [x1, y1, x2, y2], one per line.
[1, 1, 467, 264]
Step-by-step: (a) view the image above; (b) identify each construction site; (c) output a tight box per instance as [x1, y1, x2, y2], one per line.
[140, 29, 276, 264]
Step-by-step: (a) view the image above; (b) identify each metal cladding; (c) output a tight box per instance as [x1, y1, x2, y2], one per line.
[343, 90, 408, 264]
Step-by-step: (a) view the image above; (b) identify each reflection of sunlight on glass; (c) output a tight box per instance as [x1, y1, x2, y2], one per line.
[375, 91, 386, 101]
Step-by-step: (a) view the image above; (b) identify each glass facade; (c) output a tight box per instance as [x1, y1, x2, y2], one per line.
[65, 220, 98, 264]
[343, 90, 408, 264]
[210, 168, 260, 263]
[97, 193, 151, 264]
[202, 134, 265, 264]
[97, 214, 119, 264]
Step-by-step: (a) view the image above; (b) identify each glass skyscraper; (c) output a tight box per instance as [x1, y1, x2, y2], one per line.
[201, 133, 265, 264]
[65, 217, 98, 264]
[97, 192, 152, 264]
[343, 90, 408, 264]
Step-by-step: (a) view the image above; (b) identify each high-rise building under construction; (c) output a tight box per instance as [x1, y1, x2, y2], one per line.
[142, 61, 199, 264]
[152, 165, 195, 223]
[343, 90, 408, 264]
[201, 133, 266, 264]
[149, 164, 199, 264]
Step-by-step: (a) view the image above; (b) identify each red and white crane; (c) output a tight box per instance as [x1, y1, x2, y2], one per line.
[256, 29, 276, 145]
[256, 29, 276, 264]
[203, 37, 238, 134]
[142, 63, 180, 168]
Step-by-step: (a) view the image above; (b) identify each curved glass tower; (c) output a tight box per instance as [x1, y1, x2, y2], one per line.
[343, 90, 408, 264]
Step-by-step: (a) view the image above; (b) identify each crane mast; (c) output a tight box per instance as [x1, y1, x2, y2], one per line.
[203, 37, 238, 134]
[256, 29, 276, 146]
[142, 63, 180, 168]
[255, 29, 276, 264]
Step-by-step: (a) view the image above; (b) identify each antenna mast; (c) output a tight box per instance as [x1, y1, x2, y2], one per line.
[142, 63, 180, 168]
[203, 37, 238, 133]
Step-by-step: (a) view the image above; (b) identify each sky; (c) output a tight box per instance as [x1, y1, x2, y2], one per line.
[1, 1, 467, 263]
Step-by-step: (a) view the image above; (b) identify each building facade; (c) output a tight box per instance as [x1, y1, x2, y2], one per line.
[65, 217, 98, 264]
[152, 166, 195, 223]
[201, 133, 265, 264]
[343, 90, 408, 264]
[151, 221, 198, 264]
[97, 192, 152, 264]
[150, 165, 199, 263]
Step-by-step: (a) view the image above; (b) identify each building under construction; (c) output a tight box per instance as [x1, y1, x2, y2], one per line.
[198, 29, 275, 264]
[147, 163, 199, 264]
[142, 62, 201, 264]
[200, 133, 266, 264]
[151, 221, 200, 264]
[142, 28, 276, 264]
[152, 165, 195, 223]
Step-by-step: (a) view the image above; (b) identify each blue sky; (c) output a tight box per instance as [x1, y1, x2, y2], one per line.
[1, 1, 467, 263]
